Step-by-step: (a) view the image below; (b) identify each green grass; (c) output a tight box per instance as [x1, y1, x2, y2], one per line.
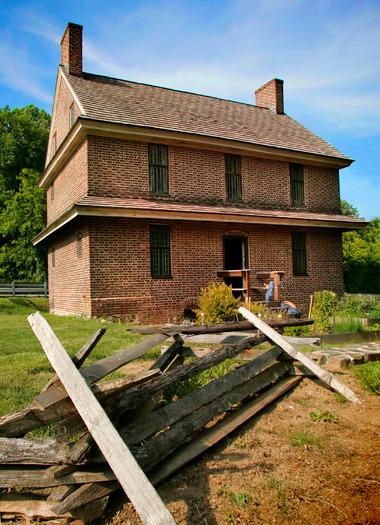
[352, 361, 380, 395]
[0, 298, 149, 416]
[287, 428, 323, 448]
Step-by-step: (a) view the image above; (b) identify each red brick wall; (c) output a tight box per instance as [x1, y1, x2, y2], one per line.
[48, 221, 91, 316]
[47, 216, 344, 323]
[47, 76, 80, 164]
[84, 136, 341, 213]
[47, 139, 88, 222]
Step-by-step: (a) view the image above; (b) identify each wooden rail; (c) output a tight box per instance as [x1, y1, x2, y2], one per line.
[0, 282, 48, 297]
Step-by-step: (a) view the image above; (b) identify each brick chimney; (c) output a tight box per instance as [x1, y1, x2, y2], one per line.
[60, 23, 83, 76]
[255, 78, 284, 114]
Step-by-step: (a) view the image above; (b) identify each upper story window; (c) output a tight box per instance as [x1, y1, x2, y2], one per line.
[69, 103, 75, 128]
[290, 163, 305, 207]
[150, 225, 171, 278]
[52, 132, 57, 155]
[292, 232, 307, 275]
[225, 154, 242, 202]
[77, 234, 83, 258]
[50, 181, 55, 202]
[149, 144, 169, 194]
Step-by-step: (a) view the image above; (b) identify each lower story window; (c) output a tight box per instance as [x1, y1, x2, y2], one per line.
[150, 225, 171, 278]
[292, 232, 307, 275]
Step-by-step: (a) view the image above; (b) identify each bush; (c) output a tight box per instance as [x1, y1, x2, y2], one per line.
[312, 291, 337, 332]
[195, 281, 241, 323]
[337, 295, 380, 318]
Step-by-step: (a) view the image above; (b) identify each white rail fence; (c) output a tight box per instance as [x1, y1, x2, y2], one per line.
[0, 282, 48, 297]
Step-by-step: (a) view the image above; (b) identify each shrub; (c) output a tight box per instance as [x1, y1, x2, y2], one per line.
[336, 295, 380, 318]
[195, 281, 241, 324]
[312, 291, 337, 332]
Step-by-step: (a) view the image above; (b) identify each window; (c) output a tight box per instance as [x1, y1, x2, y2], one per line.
[52, 132, 57, 155]
[77, 235, 82, 258]
[69, 103, 75, 128]
[225, 154, 242, 201]
[150, 225, 171, 277]
[149, 144, 169, 194]
[290, 163, 305, 207]
[292, 232, 307, 275]
[51, 181, 55, 202]
[51, 246, 55, 268]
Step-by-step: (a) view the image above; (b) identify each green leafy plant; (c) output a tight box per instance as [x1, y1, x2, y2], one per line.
[195, 281, 241, 323]
[309, 409, 338, 423]
[231, 491, 251, 506]
[312, 290, 337, 332]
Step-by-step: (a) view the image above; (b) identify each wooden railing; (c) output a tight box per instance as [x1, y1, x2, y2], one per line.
[0, 282, 48, 297]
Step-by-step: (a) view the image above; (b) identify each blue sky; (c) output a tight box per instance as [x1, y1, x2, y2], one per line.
[1, 0, 379, 221]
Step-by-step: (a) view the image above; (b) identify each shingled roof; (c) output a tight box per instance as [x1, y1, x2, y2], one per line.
[64, 69, 351, 163]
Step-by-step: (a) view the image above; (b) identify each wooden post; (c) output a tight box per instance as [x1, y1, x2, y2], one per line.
[238, 307, 362, 404]
[28, 312, 177, 525]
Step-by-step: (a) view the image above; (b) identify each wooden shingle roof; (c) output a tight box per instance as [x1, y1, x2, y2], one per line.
[64, 69, 351, 162]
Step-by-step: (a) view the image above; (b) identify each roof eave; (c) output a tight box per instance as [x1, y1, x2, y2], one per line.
[39, 117, 353, 187]
[32, 204, 366, 245]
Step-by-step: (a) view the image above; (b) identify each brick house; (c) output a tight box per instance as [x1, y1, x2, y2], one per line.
[34, 23, 366, 323]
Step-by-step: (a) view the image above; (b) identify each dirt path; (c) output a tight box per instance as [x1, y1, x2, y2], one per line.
[109, 370, 380, 525]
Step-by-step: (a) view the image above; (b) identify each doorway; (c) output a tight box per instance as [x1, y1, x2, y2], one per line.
[223, 236, 248, 297]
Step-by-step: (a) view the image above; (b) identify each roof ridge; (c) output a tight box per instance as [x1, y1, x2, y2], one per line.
[80, 70, 267, 111]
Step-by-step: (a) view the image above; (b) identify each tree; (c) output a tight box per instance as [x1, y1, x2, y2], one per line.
[341, 199, 360, 218]
[0, 105, 50, 193]
[0, 106, 50, 282]
[342, 201, 380, 293]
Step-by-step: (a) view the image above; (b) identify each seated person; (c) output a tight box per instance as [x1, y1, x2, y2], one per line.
[264, 280, 275, 302]
[280, 300, 300, 318]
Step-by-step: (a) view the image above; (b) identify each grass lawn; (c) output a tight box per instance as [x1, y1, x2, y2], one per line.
[0, 297, 149, 416]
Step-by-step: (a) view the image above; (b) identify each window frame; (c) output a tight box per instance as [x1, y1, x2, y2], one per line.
[292, 231, 307, 276]
[290, 163, 305, 207]
[225, 154, 242, 202]
[69, 103, 75, 128]
[150, 225, 172, 278]
[149, 144, 169, 195]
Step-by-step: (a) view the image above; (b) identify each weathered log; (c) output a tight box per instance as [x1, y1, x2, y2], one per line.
[34, 333, 169, 410]
[0, 493, 73, 519]
[119, 346, 283, 445]
[52, 481, 119, 515]
[109, 336, 268, 416]
[130, 318, 314, 335]
[148, 376, 302, 485]
[0, 369, 160, 438]
[72, 494, 110, 524]
[238, 307, 362, 404]
[59, 349, 185, 451]
[0, 437, 72, 465]
[28, 312, 177, 525]
[137, 361, 291, 471]
[40, 327, 107, 393]
[0, 466, 116, 488]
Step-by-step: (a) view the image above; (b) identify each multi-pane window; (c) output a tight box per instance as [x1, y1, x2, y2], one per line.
[69, 103, 75, 128]
[292, 232, 307, 275]
[150, 225, 171, 278]
[77, 235, 82, 258]
[290, 163, 305, 207]
[149, 144, 169, 194]
[225, 154, 242, 201]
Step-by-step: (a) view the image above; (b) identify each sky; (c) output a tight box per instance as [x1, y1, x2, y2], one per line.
[1, 0, 379, 221]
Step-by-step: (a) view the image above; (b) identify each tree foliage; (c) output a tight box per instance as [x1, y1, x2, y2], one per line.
[342, 199, 380, 293]
[0, 106, 50, 282]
